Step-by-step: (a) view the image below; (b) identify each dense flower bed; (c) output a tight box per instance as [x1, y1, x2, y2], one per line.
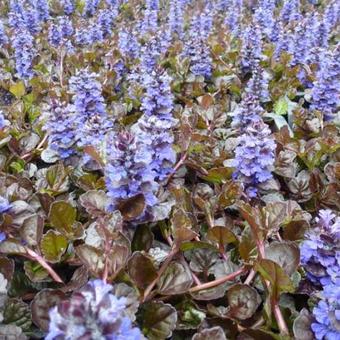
[0, 0, 339, 339]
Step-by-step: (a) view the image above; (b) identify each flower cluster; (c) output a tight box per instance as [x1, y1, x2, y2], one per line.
[310, 48, 340, 121]
[48, 16, 73, 48]
[311, 283, 340, 340]
[301, 210, 340, 339]
[0, 21, 8, 47]
[11, 28, 36, 79]
[118, 29, 140, 59]
[240, 23, 263, 72]
[0, 111, 9, 130]
[0, 196, 12, 214]
[141, 0, 159, 34]
[43, 102, 78, 159]
[232, 120, 276, 197]
[169, 0, 185, 38]
[300, 209, 340, 287]
[183, 10, 213, 78]
[83, 0, 101, 17]
[61, 0, 74, 15]
[98, 9, 116, 37]
[224, 0, 243, 37]
[46, 279, 142, 340]
[105, 131, 158, 209]
[69, 71, 113, 153]
[280, 0, 301, 24]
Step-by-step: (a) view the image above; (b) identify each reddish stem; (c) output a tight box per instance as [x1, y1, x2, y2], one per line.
[26, 248, 63, 283]
[166, 151, 188, 185]
[189, 266, 246, 293]
[273, 299, 289, 336]
[143, 247, 179, 302]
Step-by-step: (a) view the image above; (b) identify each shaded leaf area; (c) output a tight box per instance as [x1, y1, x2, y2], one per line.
[0, 0, 338, 339]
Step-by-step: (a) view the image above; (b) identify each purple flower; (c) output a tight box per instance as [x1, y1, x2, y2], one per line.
[69, 71, 113, 153]
[118, 29, 140, 59]
[324, 1, 340, 32]
[105, 131, 159, 209]
[280, 0, 301, 24]
[141, 0, 159, 34]
[83, 0, 100, 17]
[24, 8, 41, 35]
[0, 111, 10, 129]
[0, 196, 12, 214]
[0, 21, 8, 46]
[232, 120, 276, 197]
[46, 279, 143, 340]
[0, 232, 6, 243]
[61, 0, 74, 15]
[75, 22, 103, 45]
[48, 17, 74, 48]
[97, 9, 116, 37]
[311, 284, 340, 340]
[183, 11, 213, 78]
[300, 209, 340, 286]
[168, 0, 185, 38]
[8, 0, 26, 29]
[224, 0, 243, 37]
[310, 48, 340, 121]
[245, 63, 270, 102]
[43, 102, 78, 159]
[12, 28, 36, 79]
[240, 23, 263, 72]
[30, 0, 50, 21]
[253, 1, 275, 40]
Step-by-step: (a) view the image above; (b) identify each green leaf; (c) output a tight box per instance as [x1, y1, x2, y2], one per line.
[0, 239, 27, 256]
[3, 298, 32, 331]
[127, 252, 158, 290]
[111, 283, 140, 322]
[10, 160, 25, 174]
[176, 299, 206, 330]
[117, 194, 146, 221]
[49, 201, 76, 235]
[23, 261, 49, 283]
[31, 289, 66, 331]
[9, 81, 26, 99]
[0, 257, 15, 282]
[20, 214, 44, 248]
[138, 301, 177, 340]
[192, 326, 227, 340]
[201, 167, 233, 184]
[227, 284, 261, 320]
[180, 241, 217, 252]
[274, 96, 289, 115]
[157, 262, 193, 295]
[40, 230, 68, 263]
[265, 242, 300, 276]
[207, 226, 237, 246]
[293, 308, 314, 340]
[255, 259, 294, 299]
[75, 244, 105, 276]
[132, 225, 154, 252]
[79, 190, 109, 217]
[0, 324, 27, 340]
[189, 248, 219, 273]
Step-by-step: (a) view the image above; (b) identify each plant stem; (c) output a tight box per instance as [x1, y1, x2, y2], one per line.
[142, 247, 179, 302]
[189, 266, 246, 293]
[166, 151, 188, 185]
[272, 298, 289, 336]
[26, 248, 63, 283]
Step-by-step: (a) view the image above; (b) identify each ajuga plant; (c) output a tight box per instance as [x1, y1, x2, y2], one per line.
[46, 279, 143, 339]
[183, 6, 213, 78]
[0, 1, 339, 339]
